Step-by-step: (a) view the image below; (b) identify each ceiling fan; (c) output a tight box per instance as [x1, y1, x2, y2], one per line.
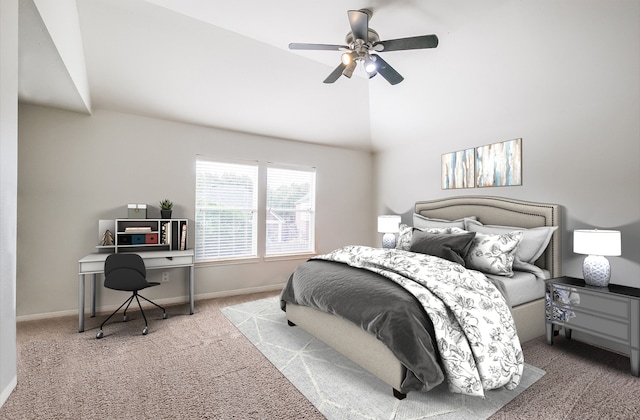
[289, 9, 438, 85]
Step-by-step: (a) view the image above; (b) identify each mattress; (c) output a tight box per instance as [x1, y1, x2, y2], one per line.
[485, 269, 549, 307]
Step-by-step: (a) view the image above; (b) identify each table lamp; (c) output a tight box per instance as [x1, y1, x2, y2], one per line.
[573, 229, 621, 287]
[378, 215, 401, 249]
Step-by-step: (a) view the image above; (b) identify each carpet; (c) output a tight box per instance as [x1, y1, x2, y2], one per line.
[221, 296, 546, 420]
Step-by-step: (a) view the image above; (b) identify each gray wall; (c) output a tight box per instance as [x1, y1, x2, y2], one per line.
[17, 105, 375, 318]
[373, 1, 640, 288]
[0, 0, 18, 407]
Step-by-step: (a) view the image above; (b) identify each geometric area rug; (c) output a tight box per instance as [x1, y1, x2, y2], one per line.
[221, 296, 546, 420]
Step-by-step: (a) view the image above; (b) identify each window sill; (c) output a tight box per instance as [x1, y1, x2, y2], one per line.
[264, 253, 317, 262]
[196, 257, 261, 267]
[196, 253, 315, 267]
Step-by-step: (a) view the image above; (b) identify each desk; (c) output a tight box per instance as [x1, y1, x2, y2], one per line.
[78, 250, 195, 332]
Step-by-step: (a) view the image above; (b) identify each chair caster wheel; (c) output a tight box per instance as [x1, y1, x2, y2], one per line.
[162, 313, 168, 319]
[96, 331, 104, 339]
[123, 315, 129, 322]
[142, 327, 148, 335]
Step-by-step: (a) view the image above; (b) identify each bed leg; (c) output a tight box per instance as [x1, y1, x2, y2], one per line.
[393, 389, 406, 400]
[287, 320, 296, 327]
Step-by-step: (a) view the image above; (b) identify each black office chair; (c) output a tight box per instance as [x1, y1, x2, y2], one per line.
[96, 253, 167, 339]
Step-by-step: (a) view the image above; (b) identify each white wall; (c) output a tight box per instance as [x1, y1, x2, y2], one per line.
[0, 0, 18, 408]
[372, 0, 640, 288]
[16, 105, 374, 318]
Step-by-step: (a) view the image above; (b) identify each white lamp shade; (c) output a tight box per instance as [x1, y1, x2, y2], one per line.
[573, 229, 621, 256]
[377, 215, 401, 233]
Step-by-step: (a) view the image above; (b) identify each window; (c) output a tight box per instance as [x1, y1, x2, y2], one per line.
[195, 159, 258, 261]
[266, 165, 315, 256]
[195, 158, 315, 262]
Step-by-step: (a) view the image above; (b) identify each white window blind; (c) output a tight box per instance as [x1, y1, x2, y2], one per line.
[195, 159, 258, 261]
[266, 165, 316, 256]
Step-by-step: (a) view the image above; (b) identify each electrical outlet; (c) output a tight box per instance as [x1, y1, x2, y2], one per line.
[161, 272, 169, 283]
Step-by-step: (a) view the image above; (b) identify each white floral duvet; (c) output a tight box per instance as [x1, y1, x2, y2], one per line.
[314, 245, 524, 397]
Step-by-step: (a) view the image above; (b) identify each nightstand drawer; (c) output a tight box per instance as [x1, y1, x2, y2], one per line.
[570, 289, 629, 318]
[564, 310, 629, 342]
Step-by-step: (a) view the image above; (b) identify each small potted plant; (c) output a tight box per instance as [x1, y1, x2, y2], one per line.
[159, 199, 173, 219]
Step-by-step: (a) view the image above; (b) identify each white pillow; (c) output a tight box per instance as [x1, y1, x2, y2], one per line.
[464, 231, 524, 277]
[413, 214, 477, 230]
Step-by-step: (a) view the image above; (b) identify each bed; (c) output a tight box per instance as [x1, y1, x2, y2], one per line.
[280, 196, 561, 399]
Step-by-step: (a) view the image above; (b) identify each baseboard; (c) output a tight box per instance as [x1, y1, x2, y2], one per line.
[16, 284, 285, 323]
[0, 375, 17, 409]
[193, 284, 284, 301]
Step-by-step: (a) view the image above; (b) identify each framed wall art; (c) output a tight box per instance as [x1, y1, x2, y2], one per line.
[475, 138, 522, 187]
[441, 148, 475, 189]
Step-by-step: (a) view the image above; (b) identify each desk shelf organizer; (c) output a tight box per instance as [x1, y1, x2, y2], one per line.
[98, 219, 188, 253]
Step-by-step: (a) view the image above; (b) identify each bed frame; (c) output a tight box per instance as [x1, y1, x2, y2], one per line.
[286, 196, 561, 399]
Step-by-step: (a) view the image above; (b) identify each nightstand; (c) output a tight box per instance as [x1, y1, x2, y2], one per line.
[545, 276, 640, 376]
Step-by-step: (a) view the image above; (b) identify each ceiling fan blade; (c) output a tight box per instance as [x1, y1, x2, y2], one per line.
[373, 34, 439, 52]
[289, 43, 346, 51]
[347, 9, 369, 42]
[371, 54, 404, 85]
[323, 62, 347, 84]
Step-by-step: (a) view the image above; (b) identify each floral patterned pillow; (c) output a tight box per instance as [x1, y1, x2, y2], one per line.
[464, 231, 524, 276]
[395, 224, 452, 251]
[396, 224, 414, 250]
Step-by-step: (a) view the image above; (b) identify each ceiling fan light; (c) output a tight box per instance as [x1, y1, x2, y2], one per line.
[342, 61, 357, 78]
[364, 55, 377, 75]
[341, 53, 353, 65]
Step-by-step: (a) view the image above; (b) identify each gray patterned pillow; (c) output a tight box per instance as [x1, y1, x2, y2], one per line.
[464, 231, 524, 276]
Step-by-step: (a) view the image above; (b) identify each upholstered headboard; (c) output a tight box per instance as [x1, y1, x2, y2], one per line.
[414, 196, 562, 277]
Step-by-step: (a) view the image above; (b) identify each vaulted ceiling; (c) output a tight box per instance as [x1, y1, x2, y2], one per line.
[19, 0, 456, 151]
[21, 1, 628, 154]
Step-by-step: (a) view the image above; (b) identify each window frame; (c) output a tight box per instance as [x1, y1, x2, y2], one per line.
[195, 156, 316, 265]
[264, 162, 316, 258]
[195, 157, 259, 263]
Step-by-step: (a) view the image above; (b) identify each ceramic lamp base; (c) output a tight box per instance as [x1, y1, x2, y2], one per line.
[382, 233, 396, 249]
[583, 255, 611, 287]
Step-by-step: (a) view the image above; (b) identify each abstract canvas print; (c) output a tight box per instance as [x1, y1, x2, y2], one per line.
[475, 138, 522, 187]
[441, 148, 475, 189]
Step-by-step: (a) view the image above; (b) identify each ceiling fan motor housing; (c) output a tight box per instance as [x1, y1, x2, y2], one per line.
[345, 29, 380, 46]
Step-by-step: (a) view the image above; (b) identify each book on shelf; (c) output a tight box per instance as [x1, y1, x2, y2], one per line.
[161, 222, 171, 245]
[124, 227, 152, 233]
[180, 223, 187, 251]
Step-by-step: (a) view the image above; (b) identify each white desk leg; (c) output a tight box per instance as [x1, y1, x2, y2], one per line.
[189, 265, 195, 315]
[90, 273, 96, 317]
[78, 274, 85, 332]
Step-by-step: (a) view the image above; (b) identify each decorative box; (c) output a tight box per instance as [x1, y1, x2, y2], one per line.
[131, 234, 146, 244]
[119, 235, 132, 245]
[145, 233, 158, 244]
[127, 204, 147, 219]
